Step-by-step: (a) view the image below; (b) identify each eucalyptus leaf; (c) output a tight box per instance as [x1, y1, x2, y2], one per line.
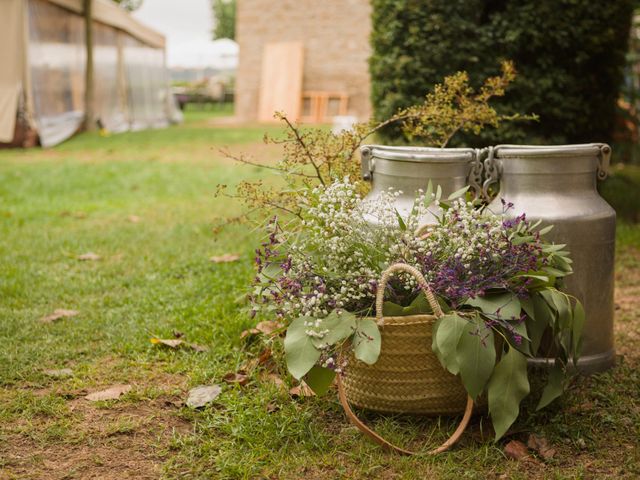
[432, 313, 468, 375]
[456, 313, 496, 400]
[464, 292, 521, 320]
[538, 225, 554, 236]
[572, 300, 585, 362]
[424, 180, 434, 205]
[435, 185, 442, 202]
[284, 316, 321, 380]
[382, 301, 406, 316]
[447, 186, 469, 201]
[541, 243, 567, 253]
[353, 319, 381, 365]
[394, 209, 407, 231]
[536, 363, 565, 410]
[529, 292, 553, 354]
[487, 347, 530, 440]
[305, 366, 336, 396]
[310, 310, 356, 349]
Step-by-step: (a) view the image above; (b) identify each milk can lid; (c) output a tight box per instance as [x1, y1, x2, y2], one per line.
[493, 143, 609, 159]
[362, 145, 475, 163]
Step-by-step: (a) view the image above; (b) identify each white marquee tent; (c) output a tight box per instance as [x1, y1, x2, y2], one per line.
[0, 0, 178, 147]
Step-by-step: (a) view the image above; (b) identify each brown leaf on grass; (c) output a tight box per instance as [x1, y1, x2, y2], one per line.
[256, 320, 283, 336]
[503, 440, 533, 462]
[128, 215, 141, 223]
[150, 337, 209, 352]
[210, 253, 240, 263]
[223, 371, 249, 386]
[186, 385, 222, 408]
[43, 368, 74, 378]
[266, 402, 280, 413]
[242, 349, 273, 372]
[85, 384, 132, 401]
[150, 338, 184, 348]
[261, 372, 285, 389]
[78, 252, 101, 261]
[289, 381, 315, 398]
[40, 309, 79, 323]
[240, 328, 260, 340]
[527, 434, 556, 460]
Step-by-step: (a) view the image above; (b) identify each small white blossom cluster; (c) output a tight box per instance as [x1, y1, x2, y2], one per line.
[276, 178, 431, 318]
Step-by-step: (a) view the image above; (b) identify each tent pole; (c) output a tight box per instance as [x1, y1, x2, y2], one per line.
[83, 0, 95, 131]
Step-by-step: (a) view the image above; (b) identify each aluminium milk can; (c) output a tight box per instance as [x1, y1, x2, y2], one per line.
[484, 144, 615, 374]
[360, 145, 482, 225]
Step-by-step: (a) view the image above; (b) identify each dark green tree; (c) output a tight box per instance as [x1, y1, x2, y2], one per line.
[212, 0, 236, 40]
[370, 0, 634, 145]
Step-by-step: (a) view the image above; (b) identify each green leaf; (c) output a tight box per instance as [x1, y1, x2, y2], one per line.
[536, 363, 565, 410]
[284, 316, 321, 380]
[487, 347, 530, 441]
[538, 225, 554, 236]
[353, 319, 381, 365]
[511, 235, 534, 246]
[507, 320, 531, 356]
[432, 313, 468, 375]
[424, 180, 433, 205]
[572, 300, 585, 362]
[305, 366, 336, 396]
[435, 185, 442, 203]
[382, 301, 405, 316]
[447, 185, 469, 201]
[543, 266, 569, 278]
[464, 292, 521, 320]
[529, 292, 553, 354]
[541, 243, 566, 253]
[394, 209, 407, 231]
[514, 273, 549, 283]
[310, 310, 356, 349]
[456, 313, 496, 400]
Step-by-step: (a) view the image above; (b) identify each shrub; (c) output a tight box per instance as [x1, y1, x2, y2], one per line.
[370, 0, 634, 146]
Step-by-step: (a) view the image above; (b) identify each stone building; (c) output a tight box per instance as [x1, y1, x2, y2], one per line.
[235, 0, 372, 123]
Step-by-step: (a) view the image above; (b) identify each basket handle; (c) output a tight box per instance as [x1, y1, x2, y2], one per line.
[338, 262, 473, 455]
[337, 374, 474, 455]
[376, 263, 444, 323]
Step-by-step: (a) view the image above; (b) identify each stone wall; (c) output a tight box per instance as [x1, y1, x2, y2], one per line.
[235, 0, 372, 122]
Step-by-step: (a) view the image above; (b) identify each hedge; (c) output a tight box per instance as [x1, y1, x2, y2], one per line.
[370, 0, 634, 146]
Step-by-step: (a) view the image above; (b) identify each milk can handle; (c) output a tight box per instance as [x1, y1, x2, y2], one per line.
[360, 146, 373, 181]
[468, 149, 484, 200]
[596, 144, 611, 181]
[481, 146, 499, 201]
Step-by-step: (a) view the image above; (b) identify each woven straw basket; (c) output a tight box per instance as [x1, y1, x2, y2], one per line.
[337, 263, 474, 455]
[342, 263, 469, 415]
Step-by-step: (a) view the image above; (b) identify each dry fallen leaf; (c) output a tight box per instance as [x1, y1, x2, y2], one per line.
[527, 434, 556, 460]
[256, 321, 283, 336]
[210, 253, 240, 263]
[266, 402, 279, 413]
[150, 337, 209, 352]
[504, 440, 532, 462]
[44, 368, 74, 378]
[240, 328, 260, 340]
[261, 372, 285, 389]
[223, 371, 250, 386]
[289, 381, 315, 398]
[41, 309, 79, 323]
[150, 337, 184, 348]
[85, 384, 132, 401]
[186, 385, 222, 408]
[78, 252, 101, 261]
[128, 215, 141, 223]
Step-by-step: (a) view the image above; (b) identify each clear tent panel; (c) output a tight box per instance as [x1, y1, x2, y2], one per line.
[27, 0, 86, 147]
[93, 21, 127, 133]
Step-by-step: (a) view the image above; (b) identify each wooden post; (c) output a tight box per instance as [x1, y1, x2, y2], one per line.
[83, 0, 95, 131]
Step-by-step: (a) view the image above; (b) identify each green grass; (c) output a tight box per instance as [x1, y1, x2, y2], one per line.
[0, 112, 639, 479]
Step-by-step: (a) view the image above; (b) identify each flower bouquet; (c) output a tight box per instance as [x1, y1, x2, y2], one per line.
[251, 178, 583, 447]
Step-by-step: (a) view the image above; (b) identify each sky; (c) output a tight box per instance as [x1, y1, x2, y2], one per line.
[133, 0, 237, 69]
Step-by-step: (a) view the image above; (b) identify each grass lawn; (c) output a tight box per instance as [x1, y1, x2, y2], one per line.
[0, 111, 639, 479]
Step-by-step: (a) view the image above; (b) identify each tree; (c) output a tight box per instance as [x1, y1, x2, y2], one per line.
[370, 0, 634, 146]
[112, 0, 143, 12]
[212, 0, 236, 40]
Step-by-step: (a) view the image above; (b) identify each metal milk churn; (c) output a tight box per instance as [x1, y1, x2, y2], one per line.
[484, 144, 615, 373]
[360, 145, 482, 224]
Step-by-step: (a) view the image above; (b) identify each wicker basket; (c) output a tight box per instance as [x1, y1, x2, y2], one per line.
[337, 263, 474, 455]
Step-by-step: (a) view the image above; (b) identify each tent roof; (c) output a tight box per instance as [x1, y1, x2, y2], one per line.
[49, 0, 165, 48]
